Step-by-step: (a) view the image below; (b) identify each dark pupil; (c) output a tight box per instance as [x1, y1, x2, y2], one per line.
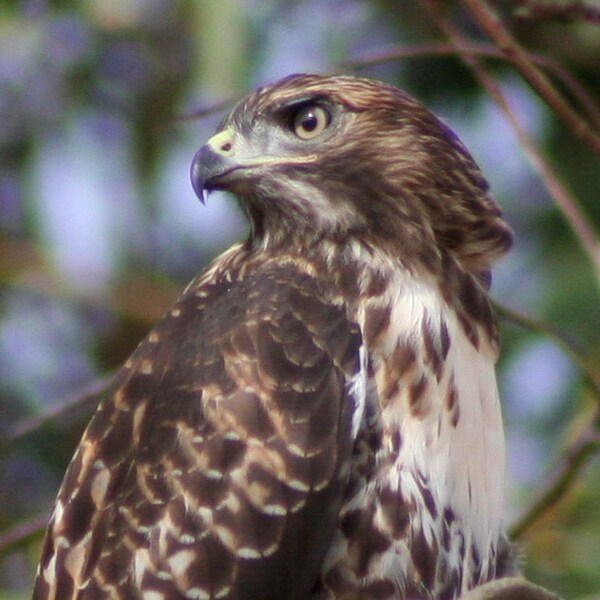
[301, 111, 318, 132]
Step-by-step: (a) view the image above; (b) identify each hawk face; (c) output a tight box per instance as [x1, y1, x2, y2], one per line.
[191, 73, 512, 278]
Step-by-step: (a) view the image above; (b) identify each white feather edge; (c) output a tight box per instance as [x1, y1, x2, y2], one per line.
[347, 343, 368, 441]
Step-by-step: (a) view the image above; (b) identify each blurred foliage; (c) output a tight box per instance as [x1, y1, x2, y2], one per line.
[1, 0, 600, 598]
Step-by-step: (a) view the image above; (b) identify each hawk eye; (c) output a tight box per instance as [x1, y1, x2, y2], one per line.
[291, 105, 331, 140]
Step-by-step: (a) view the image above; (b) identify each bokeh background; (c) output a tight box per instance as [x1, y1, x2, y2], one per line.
[1, 1, 600, 598]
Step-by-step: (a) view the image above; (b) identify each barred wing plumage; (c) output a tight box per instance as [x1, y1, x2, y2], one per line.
[34, 257, 364, 599]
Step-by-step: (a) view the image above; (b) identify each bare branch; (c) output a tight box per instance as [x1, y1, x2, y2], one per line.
[341, 41, 508, 68]
[3, 374, 114, 451]
[176, 96, 236, 121]
[422, 0, 600, 288]
[0, 514, 49, 558]
[515, 0, 600, 24]
[461, 0, 600, 156]
[496, 302, 600, 538]
[496, 302, 600, 398]
[510, 416, 600, 539]
[494, 303, 600, 539]
[342, 43, 600, 129]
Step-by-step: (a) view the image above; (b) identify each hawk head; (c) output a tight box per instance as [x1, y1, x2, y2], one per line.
[191, 73, 512, 279]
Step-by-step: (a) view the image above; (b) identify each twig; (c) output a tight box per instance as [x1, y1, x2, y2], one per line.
[342, 43, 600, 129]
[176, 96, 237, 121]
[461, 0, 600, 156]
[496, 303, 600, 398]
[341, 41, 517, 68]
[497, 303, 600, 537]
[509, 416, 600, 539]
[515, 0, 600, 24]
[2, 373, 114, 450]
[0, 514, 49, 557]
[495, 304, 600, 539]
[422, 0, 600, 287]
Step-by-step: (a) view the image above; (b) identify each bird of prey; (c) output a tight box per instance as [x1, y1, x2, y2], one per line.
[33, 73, 515, 599]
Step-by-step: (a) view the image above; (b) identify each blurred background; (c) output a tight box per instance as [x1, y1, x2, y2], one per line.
[1, 1, 599, 597]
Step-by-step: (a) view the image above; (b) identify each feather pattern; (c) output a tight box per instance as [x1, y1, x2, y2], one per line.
[34, 73, 514, 599]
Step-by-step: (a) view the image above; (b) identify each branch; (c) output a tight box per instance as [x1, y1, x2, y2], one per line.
[0, 514, 49, 558]
[421, 0, 600, 288]
[496, 303, 600, 538]
[2, 373, 114, 451]
[342, 43, 600, 129]
[341, 41, 520, 68]
[495, 304, 600, 539]
[495, 303, 600, 398]
[176, 96, 236, 121]
[461, 0, 600, 156]
[509, 416, 600, 539]
[515, 0, 600, 24]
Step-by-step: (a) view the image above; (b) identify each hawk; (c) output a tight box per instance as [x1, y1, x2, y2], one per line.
[33, 74, 514, 599]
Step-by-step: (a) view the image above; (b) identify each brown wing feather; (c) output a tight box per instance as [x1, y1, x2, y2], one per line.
[33, 256, 363, 599]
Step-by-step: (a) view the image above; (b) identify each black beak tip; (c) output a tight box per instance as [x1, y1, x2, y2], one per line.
[190, 148, 208, 204]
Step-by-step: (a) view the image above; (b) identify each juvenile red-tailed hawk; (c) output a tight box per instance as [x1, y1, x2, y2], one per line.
[34, 74, 514, 599]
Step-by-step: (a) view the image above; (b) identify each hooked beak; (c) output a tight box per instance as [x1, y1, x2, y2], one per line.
[190, 127, 316, 204]
[190, 129, 240, 204]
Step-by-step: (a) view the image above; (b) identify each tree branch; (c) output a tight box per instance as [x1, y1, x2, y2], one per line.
[510, 415, 600, 539]
[515, 0, 600, 24]
[5, 377, 112, 446]
[177, 96, 236, 121]
[421, 0, 600, 287]
[342, 42, 600, 129]
[496, 302, 600, 539]
[0, 514, 49, 558]
[495, 303, 600, 398]
[461, 0, 600, 156]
